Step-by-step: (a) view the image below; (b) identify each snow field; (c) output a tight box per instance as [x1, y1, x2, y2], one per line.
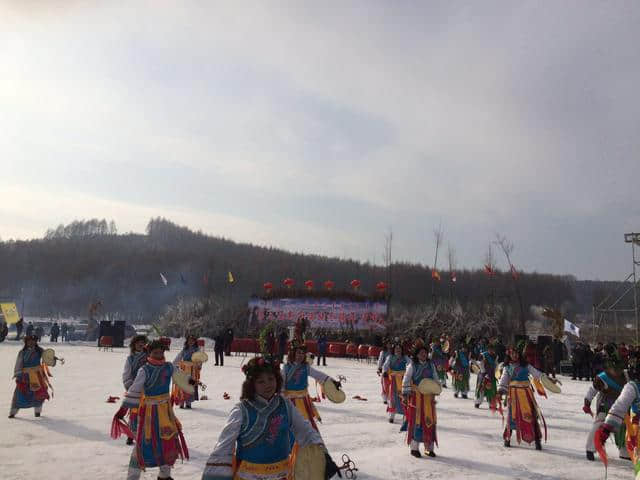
[0, 341, 631, 479]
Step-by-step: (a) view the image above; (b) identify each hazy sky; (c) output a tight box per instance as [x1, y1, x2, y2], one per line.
[2, 1, 639, 280]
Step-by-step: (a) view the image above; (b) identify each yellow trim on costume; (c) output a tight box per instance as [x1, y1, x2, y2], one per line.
[283, 389, 309, 399]
[236, 458, 289, 475]
[23, 366, 45, 391]
[508, 380, 531, 388]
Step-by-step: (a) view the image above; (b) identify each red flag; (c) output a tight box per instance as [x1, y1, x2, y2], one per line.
[484, 264, 495, 276]
[510, 265, 519, 280]
[432, 269, 441, 281]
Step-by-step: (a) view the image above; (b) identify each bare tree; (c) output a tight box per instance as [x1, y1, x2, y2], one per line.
[495, 233, 526, 335]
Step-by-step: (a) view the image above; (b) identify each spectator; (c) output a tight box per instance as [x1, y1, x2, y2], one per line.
[317, 331, 328, 366]
[552, 338, 564, 373]
[15, 317, 24, 340]
[35, 325, 44, 342]
[50, 322, 60, 343]
[61, 322, 68, 342]
[278, 329, 288, 362]
[224, 328, 234, 356]
[0, 321, 8, 342]
[214, 331, 225, 366]
[591, 342, 606, 378]
[26, 321, 34, 338]
[265, 330, 276, 357]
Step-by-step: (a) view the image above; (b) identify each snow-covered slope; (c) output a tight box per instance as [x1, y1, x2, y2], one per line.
[0, 341, 630, 479]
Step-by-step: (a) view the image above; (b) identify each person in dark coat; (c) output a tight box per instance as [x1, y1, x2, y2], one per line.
[317, 332, 328, 366]
[224, 328, 234, 356]
[214, 332, 225, 366]
[25, 322, 34, 338]
[15, 317, 24, 340]
[0, 322, 8, 342]
[35, 325, 44, 342]
[61, 323, 68, 342]
[50, 323, 60, 343]
[278, 330, 288, 362]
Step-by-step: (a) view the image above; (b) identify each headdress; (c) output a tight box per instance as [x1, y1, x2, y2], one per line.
[241, 356, 280, 379]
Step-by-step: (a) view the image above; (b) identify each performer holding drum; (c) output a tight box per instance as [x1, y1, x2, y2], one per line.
[201, 356, 342, 480]
[122, 335, 148, 445]
[8, 334, 62, 419]
[402, 340, 441, 458]
[172, 334, 207, 409]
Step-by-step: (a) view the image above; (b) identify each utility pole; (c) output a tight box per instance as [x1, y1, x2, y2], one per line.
[624, 233, 640, 345]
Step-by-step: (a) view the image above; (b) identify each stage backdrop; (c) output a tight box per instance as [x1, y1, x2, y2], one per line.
[247, 297, 387, 331]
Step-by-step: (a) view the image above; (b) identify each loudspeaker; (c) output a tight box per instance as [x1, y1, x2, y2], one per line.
[98, 321, 125, 348]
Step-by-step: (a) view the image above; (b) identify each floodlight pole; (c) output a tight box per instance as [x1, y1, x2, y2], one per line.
[625, 233, 640, 345]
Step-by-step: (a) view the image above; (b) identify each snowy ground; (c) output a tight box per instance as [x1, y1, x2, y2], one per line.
[0, 340, 631, 480]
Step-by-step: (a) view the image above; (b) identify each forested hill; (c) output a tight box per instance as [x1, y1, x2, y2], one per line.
[0, 218, 610, 322]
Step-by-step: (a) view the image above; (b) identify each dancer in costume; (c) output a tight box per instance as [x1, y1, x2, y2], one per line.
[584, 343, 631, 461]
[122, 335, 148, 445]
[450, 341, 470, 399]
[498, 343, 548, 450]
[172, 335, 202, 409]
[281, 341, 338, 430]
[430, 337, 449, 388]
[382, 343, 410, 424]
[596, 351, 640, 475]
[376, 340, 393, 404]
[474, 343, 499, 412]
[201, 356, 341, 480]
[112, 339, 190, 480]
[402, 341, 440, 458]
[8, 334, 51, 418]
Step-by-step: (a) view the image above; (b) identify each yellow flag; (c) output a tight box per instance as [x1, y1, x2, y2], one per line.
[228, 271, 235, 283]
[0, 303, 20, 324]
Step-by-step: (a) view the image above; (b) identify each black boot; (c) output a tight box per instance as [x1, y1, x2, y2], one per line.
[388, 417, 394, 423]
[504, 438, 510, 447]
[35, 412, 41, 417]
[535, 439, 542, 451]
[126, 437, 134, 446]
[427, 451, 436, 457]
[8, 414, 15, 419]
[462, 393, 468, 399]
[410, 450, 421, 458]
[586, 451, 595, 461]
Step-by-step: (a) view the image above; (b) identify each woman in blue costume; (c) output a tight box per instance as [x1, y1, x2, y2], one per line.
[122, 335, 148, 445]
[281, 341, 338, 431]
[112, 340, 190, 480]
[450, 342, 470, 399]
[9, 334, 51, 418]
[172, 334, 202, 409]
[376, 339, 393, 404]
[402, 340, 440, 458]
[474, 343, 499, 412]
[382, 343, 410, 424]
[201, 356, 341, 480]
[498, 343, 548, 450]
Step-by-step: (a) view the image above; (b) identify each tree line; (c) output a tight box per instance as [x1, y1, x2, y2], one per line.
[0, 218, 609, 329]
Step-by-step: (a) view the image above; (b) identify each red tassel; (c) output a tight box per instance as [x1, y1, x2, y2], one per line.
[594, 428, 609, 467]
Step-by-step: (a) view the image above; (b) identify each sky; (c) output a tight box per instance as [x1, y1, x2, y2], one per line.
[1, 1, 639, 281]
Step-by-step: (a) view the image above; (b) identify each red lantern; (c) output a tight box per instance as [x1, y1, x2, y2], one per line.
[350, 279, 361, 290]
[283, 278, 295, 288]
[304, 280, 314, 291]
[376, 281, 387, 292]
[263, 282, 274, 292]
[324, 280, 335, 291]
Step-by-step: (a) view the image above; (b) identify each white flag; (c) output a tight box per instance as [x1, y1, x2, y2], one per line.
[160, 273, 168, 286]
[564, 319, 580, 337]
